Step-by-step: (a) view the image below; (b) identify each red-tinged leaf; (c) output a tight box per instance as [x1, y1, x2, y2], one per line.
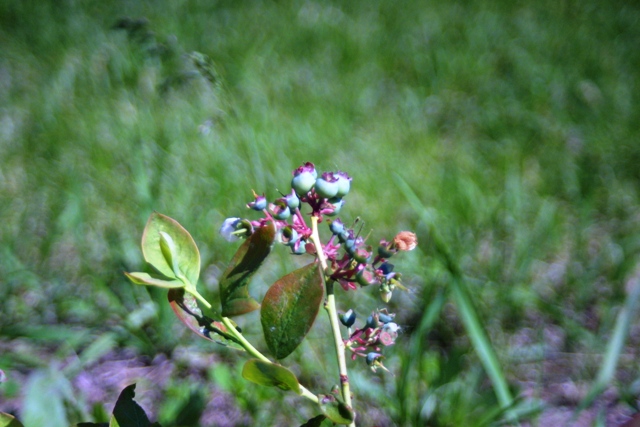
[168, 289, 243, 350]
[261, 262, 324, 359]
[241, 359, 301, 394]
[219, 222, 276, 317]
[141, 213, 200, 285]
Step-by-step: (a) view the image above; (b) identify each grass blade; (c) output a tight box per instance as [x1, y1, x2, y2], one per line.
[450, 277, 513, 409]
[396, 288, 446, 426]
[394, 174, 514, 411]
[576, 281, 640, 413]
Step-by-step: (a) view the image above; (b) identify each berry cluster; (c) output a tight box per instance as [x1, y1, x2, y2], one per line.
[220, 162, 417, 304]
[340, 309, 401, 372]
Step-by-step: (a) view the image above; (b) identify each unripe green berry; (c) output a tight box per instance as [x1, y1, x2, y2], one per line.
[356, 269, 379, 287]
[292, 173, 316, 195]
[270, 199, 291, 220]
[329, 219, 344, 235]
[335, 171, 351, 198]
[324, 197, 343, 216]
[284, 190, 300, 209]
[365, 315, 378, 329]
[354, 247, 372, 264]
[377, 312, 395, 324]
[291, 162, 317, 195]
[314, 176, 339, 199]
[378, 244, 395, 259]
[281, 226, 299, 246]
[291, 239, 308, 255]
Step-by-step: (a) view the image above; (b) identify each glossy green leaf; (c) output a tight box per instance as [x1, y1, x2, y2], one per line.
[261, 262, 323, 359]
[109, 384, 153, 427]
[124, 272, 184, 288]
[317, 395, 354, 424]
[0, 413, 24, 427]
[219, 222, 276, 317]
[241, 359, 301, 394]
[167, 289, 244, 350]
[141, 212, 200, 285]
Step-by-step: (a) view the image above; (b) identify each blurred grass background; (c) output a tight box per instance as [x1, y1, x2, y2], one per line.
[1, 0, 640, 425]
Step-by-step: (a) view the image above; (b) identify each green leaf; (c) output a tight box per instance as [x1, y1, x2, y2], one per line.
[158, 231, 180, 276]
[109, 384, 153, 427]
[300, 415, 331, 427]
[261, 262, 323, 359]
[167, 289, 244, 350]
[0, 413, 24, 427]
[124, 272, 184, 288]
[317, 395, 354, 424]
[140, 212, 200, 285]
[241, 359, 301, 394]
[219, 222, 276, 317]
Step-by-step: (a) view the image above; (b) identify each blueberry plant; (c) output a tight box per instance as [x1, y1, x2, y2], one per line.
[124, 162, 417, 426]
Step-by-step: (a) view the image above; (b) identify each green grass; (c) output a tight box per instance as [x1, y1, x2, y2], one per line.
[1, 0, 640, 425]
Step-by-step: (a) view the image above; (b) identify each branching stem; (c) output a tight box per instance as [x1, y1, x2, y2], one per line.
[310, 216, 355, 426]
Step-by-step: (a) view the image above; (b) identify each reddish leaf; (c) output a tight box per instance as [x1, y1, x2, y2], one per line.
[219, 222, 276, 317]
[168, 289, 243, 350]
[261, 262, 324, 359]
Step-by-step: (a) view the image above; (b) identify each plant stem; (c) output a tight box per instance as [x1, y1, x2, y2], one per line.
[221, 316, 319, 404]
[221, 316, 270, 362]
[310, 216, 355, 426]
[299, 385, 320, 403]
[190, 289, 212, 309]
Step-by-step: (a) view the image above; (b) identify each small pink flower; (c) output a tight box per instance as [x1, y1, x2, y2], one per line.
[393, 231, 417, 251]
